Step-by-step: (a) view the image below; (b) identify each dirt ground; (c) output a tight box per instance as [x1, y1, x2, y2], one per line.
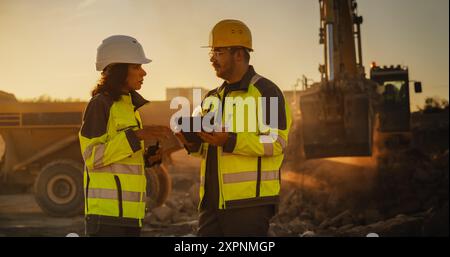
[0, 144, 448, 237]
[0, 150, 200, 237]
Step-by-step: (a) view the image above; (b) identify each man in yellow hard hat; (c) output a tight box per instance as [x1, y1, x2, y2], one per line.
[176, 19, 292, 236]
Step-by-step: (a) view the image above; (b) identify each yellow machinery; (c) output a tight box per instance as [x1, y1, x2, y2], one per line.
[299, 0, 422, 159]
[0, 97, 180, 217]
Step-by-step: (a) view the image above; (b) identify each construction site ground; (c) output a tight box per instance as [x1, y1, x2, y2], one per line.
[0, 150, 201, 237]
[0, 124, 449, 237]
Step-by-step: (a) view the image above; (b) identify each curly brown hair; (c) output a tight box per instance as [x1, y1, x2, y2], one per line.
[91, 63, 129, 101]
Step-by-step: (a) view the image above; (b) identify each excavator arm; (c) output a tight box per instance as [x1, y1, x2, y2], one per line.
[299, 0, 375, 159]
[319, 0, 363, 81]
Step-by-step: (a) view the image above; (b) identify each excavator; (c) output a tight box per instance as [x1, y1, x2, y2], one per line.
[298, 0, 422, 159]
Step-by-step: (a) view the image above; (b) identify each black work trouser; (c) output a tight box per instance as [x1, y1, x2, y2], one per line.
[86, 223, 141, 237]
[197, 205, 275, 237]
[85, 215, 142, 237]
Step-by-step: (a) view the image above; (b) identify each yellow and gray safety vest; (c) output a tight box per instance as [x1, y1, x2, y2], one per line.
[188, 66, 292, 209]
[79, 91, 148, 227]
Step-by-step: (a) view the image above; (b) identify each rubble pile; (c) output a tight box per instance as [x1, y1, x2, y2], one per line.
[140, 147, 448, 236]
[270, 149, 448, 237]
[377, 149, 448, 217]
[270, 109, 449, 237]
[142, 155, 200, 236]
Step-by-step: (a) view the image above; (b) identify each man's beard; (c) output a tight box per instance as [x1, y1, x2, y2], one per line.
[217, 63, 235, 81]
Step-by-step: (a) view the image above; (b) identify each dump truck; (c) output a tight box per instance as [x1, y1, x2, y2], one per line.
[296, 0, 422, 160]
[0, 94, 182, 217]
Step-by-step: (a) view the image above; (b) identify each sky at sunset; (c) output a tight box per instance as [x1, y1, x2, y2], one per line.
[0, 0, 448, 110]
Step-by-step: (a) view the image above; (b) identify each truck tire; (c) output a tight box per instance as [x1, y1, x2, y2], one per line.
[34, 159, 84, 217]
[145, 165, 171, 211]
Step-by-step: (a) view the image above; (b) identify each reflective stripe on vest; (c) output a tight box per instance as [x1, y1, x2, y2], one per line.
[222, 170, 279, 184]
[260, 133, 287, 156]
[263, 143, 273, 156]
[93, 144, 106, 168]
[250, 74, 262, 85]
[89, 163, 142, 175]
[88, 188, 142, 202]
[82, 144, 93, 162]
[82, 143, 106, 168]
[200, 175, 205, 187]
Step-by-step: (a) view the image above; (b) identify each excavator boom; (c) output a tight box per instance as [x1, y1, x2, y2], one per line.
[298, 0, 420, 159]
[299, 0, 375, 159]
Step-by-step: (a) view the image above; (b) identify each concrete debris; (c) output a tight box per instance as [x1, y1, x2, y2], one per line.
[269, 144, 449, 236]
[300, 230, 315, 237]
[151, 205, 174, 223]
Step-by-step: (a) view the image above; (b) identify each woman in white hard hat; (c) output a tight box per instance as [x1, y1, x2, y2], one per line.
[79, 35, 169, 237]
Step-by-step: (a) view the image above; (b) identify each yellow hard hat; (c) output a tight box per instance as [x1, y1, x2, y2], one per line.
[205, 19, 253, 51]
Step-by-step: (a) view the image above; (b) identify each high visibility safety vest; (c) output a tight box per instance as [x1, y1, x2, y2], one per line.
[189, 66, 292, 210]
[79, 91, 149, 227]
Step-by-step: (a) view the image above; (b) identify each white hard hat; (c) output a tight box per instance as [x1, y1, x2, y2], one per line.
[96, 35, 151, 71]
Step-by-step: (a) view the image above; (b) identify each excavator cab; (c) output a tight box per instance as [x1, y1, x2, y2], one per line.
[370, 65, 417, 132]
